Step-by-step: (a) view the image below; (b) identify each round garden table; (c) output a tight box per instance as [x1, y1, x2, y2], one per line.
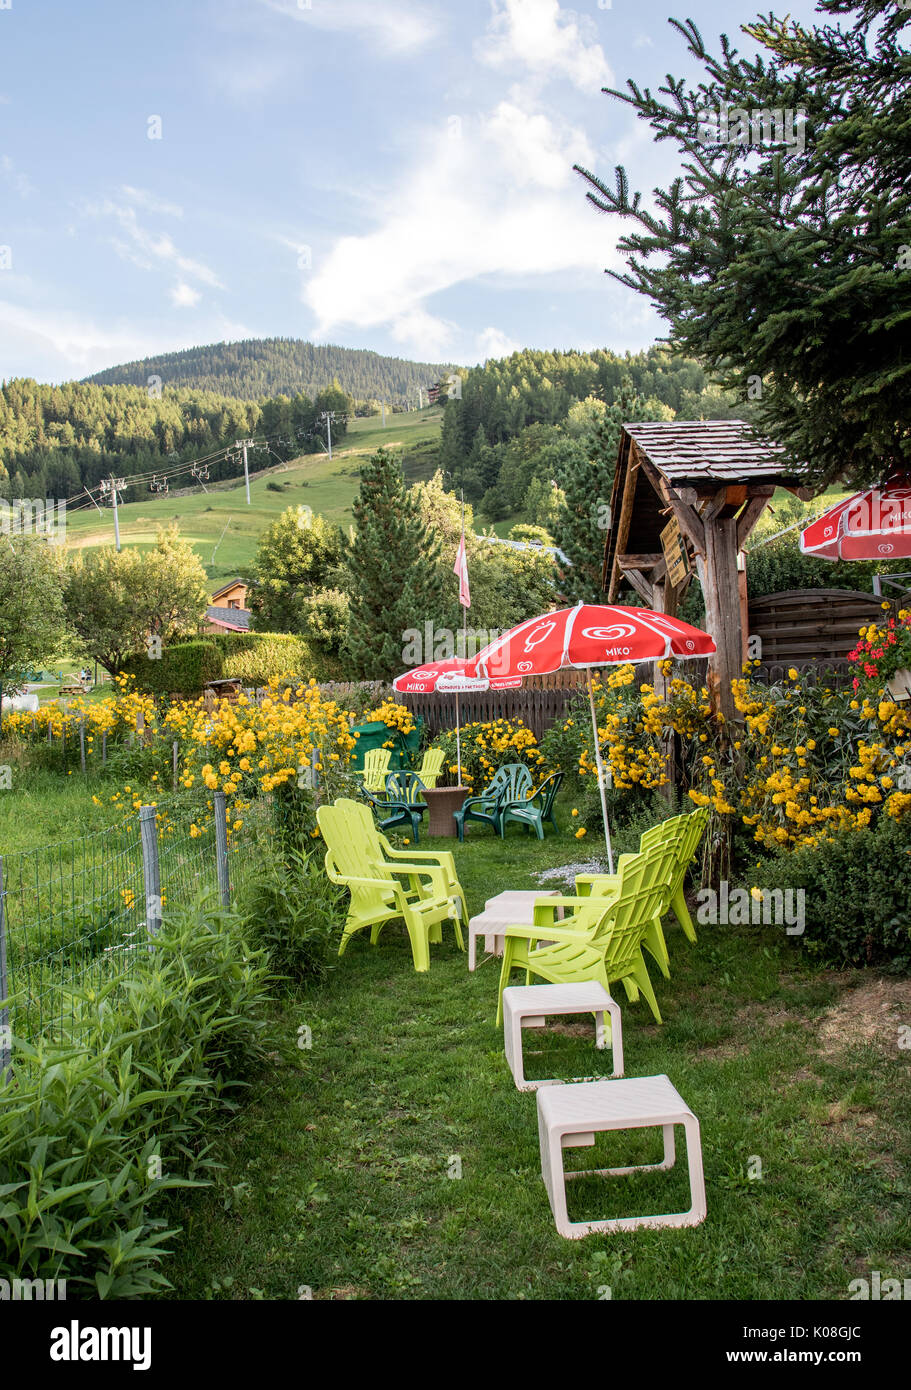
[422, 786, 468, 837]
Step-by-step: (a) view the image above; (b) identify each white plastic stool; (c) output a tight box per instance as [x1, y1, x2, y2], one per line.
[537, 1074, 707, 1238]
[502, 982, 623, 1091]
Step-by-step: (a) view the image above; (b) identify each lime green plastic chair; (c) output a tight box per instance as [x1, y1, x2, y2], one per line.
[317, 798, 464, 972]
[415, 746, 445, 789]
[576, 805, 709, 947]
[495, 842, 671, 1028]
[360, 747, 393, 793]
[340, 796, 465, 922]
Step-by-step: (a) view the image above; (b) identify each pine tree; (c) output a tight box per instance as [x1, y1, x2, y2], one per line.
[555, 384, 640, 603]
[574, 4, 911, 488]
[344, 448, 445, 680]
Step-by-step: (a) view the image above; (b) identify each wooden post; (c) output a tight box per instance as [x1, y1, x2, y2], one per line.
[738, 551, 750, 666]
[172, 741, 179, 792]
[79, 718, 86, 774]
[701, 505, 743, 721]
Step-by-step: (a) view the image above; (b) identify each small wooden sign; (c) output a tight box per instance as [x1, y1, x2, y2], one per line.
[660, 516, 691, 588]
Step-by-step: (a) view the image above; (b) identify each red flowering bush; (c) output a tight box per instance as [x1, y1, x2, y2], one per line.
[849, 605, 911, 692]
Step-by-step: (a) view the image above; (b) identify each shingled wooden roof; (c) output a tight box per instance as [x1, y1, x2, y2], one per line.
[621, 420, 805, 486]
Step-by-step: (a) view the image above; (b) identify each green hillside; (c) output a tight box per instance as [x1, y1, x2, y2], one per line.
[83, 338, 457, 404]
[62, 410, 444, 586]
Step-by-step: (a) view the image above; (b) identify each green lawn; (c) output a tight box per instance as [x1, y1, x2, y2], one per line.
[161, 819, 910, 1302]
[63, 409, 444, 585]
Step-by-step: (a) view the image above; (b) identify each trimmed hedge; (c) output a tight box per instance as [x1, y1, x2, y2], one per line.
[124, 631, 344, 695]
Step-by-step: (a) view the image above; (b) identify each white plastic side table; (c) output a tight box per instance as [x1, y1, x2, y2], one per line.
[537, 1074, 707, 1239]
[502, 981, 623, 1090]
[467, 889, 559, 970]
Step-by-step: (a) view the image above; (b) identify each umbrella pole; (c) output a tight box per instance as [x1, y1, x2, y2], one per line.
[587, 670, 615, 875]
[456, 692, 462, 786]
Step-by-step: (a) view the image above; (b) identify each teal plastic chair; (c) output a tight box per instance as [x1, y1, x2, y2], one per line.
[453, 763, 533, 841]
[501, 771, 564, 839]
[362, 770, 428, 841]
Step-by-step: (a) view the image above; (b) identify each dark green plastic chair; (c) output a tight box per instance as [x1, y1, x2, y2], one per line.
[500, 770, 564, 840]
[361, 770, 429, 841]
[453, 763, 533, 842]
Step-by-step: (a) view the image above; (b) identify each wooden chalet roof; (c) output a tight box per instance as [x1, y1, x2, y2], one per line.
[602, 420, 807, 599]
[620, 420, 804, 487]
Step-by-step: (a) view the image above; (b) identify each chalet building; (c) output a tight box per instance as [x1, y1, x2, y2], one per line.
[202, 578, 252, 634]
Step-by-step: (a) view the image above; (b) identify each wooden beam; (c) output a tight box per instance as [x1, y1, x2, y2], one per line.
[620, 566, 655, 606]
[638, 456, 706, 553]
[607, 441, 640, 600]
[736, 488, 775, 550]
[617, 553, 664, 570]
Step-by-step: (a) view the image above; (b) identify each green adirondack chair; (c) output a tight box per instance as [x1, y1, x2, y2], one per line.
[495, 842, 671, 1028]
[360, 747, 393, 792]
[415, 746, 446, 789]
[500, 770, 564, 840]
[317, 799, 463, 972]
[453, 763, 533, 841]
[575, 805, 709, 946]
[361, 770, 428, 840]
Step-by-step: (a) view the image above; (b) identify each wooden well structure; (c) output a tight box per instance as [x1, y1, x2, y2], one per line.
[603, 421, 809, 718]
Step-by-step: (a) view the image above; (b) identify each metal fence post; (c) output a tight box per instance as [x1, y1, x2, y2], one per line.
[214, 790, 230, 906]
[79, 717, 86, 774]
[0, 855, 10, 1082]
[172, 741, 179, 793]
[139, 806, 162, 944]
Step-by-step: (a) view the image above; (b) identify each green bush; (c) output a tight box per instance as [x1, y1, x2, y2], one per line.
[124, 632, 346, 695]
[767, 814, 911, 968]
[237, 840, 344, 992]
[123, 640, 222, 696]
[211, 631, 345, 685]
[0, 896, 272, 1297]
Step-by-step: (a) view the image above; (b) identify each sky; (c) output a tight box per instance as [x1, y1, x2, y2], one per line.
[0, 0, 824, 383]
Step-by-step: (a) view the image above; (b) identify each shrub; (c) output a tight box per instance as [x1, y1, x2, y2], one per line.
[212, 631, 344, 685]
[0, 896, 272, 1297]
[237, 840, 344, 991]
[123, 641, 222, 696]
[767, 814, 911, 968]
[433, 718, 547, 792]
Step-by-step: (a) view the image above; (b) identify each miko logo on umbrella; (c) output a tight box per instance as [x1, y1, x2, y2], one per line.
[581, 624, 637, 642]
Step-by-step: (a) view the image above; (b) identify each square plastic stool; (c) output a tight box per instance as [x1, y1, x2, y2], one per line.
[502, 982, 623, 1091]
[537, 1074, 707, 1238]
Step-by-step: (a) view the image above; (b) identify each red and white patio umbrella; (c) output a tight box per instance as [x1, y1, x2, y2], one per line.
[799, 479, 911, 561]
[440, 604, 716, 872]
[392, 657, 487, 786]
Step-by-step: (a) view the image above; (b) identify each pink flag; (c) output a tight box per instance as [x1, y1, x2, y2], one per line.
[453, 533, 471, 608]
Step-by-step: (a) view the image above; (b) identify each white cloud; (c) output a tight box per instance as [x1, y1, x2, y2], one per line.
[169, 282, 202, 308]
[1, 154, 36, 199]
[85, 190, 223, 291]
[478, 0, 612, 92]
[303, 99, 620, 356]
[476, 326, 522, 361]
[121, 186, 184, 218]
[258, 0, 440, 54]
[390, 308, 457, 359]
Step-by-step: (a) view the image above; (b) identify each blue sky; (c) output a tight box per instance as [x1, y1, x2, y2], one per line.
[0, 0, 823, 383]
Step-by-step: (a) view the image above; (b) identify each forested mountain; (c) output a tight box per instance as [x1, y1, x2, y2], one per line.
[0, 377, 353, 504]
[439, 345, 746, 514]
[84, 338, 455, 405]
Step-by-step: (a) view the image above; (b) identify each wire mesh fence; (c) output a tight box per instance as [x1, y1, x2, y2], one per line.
[0, 790, 279, 1059]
